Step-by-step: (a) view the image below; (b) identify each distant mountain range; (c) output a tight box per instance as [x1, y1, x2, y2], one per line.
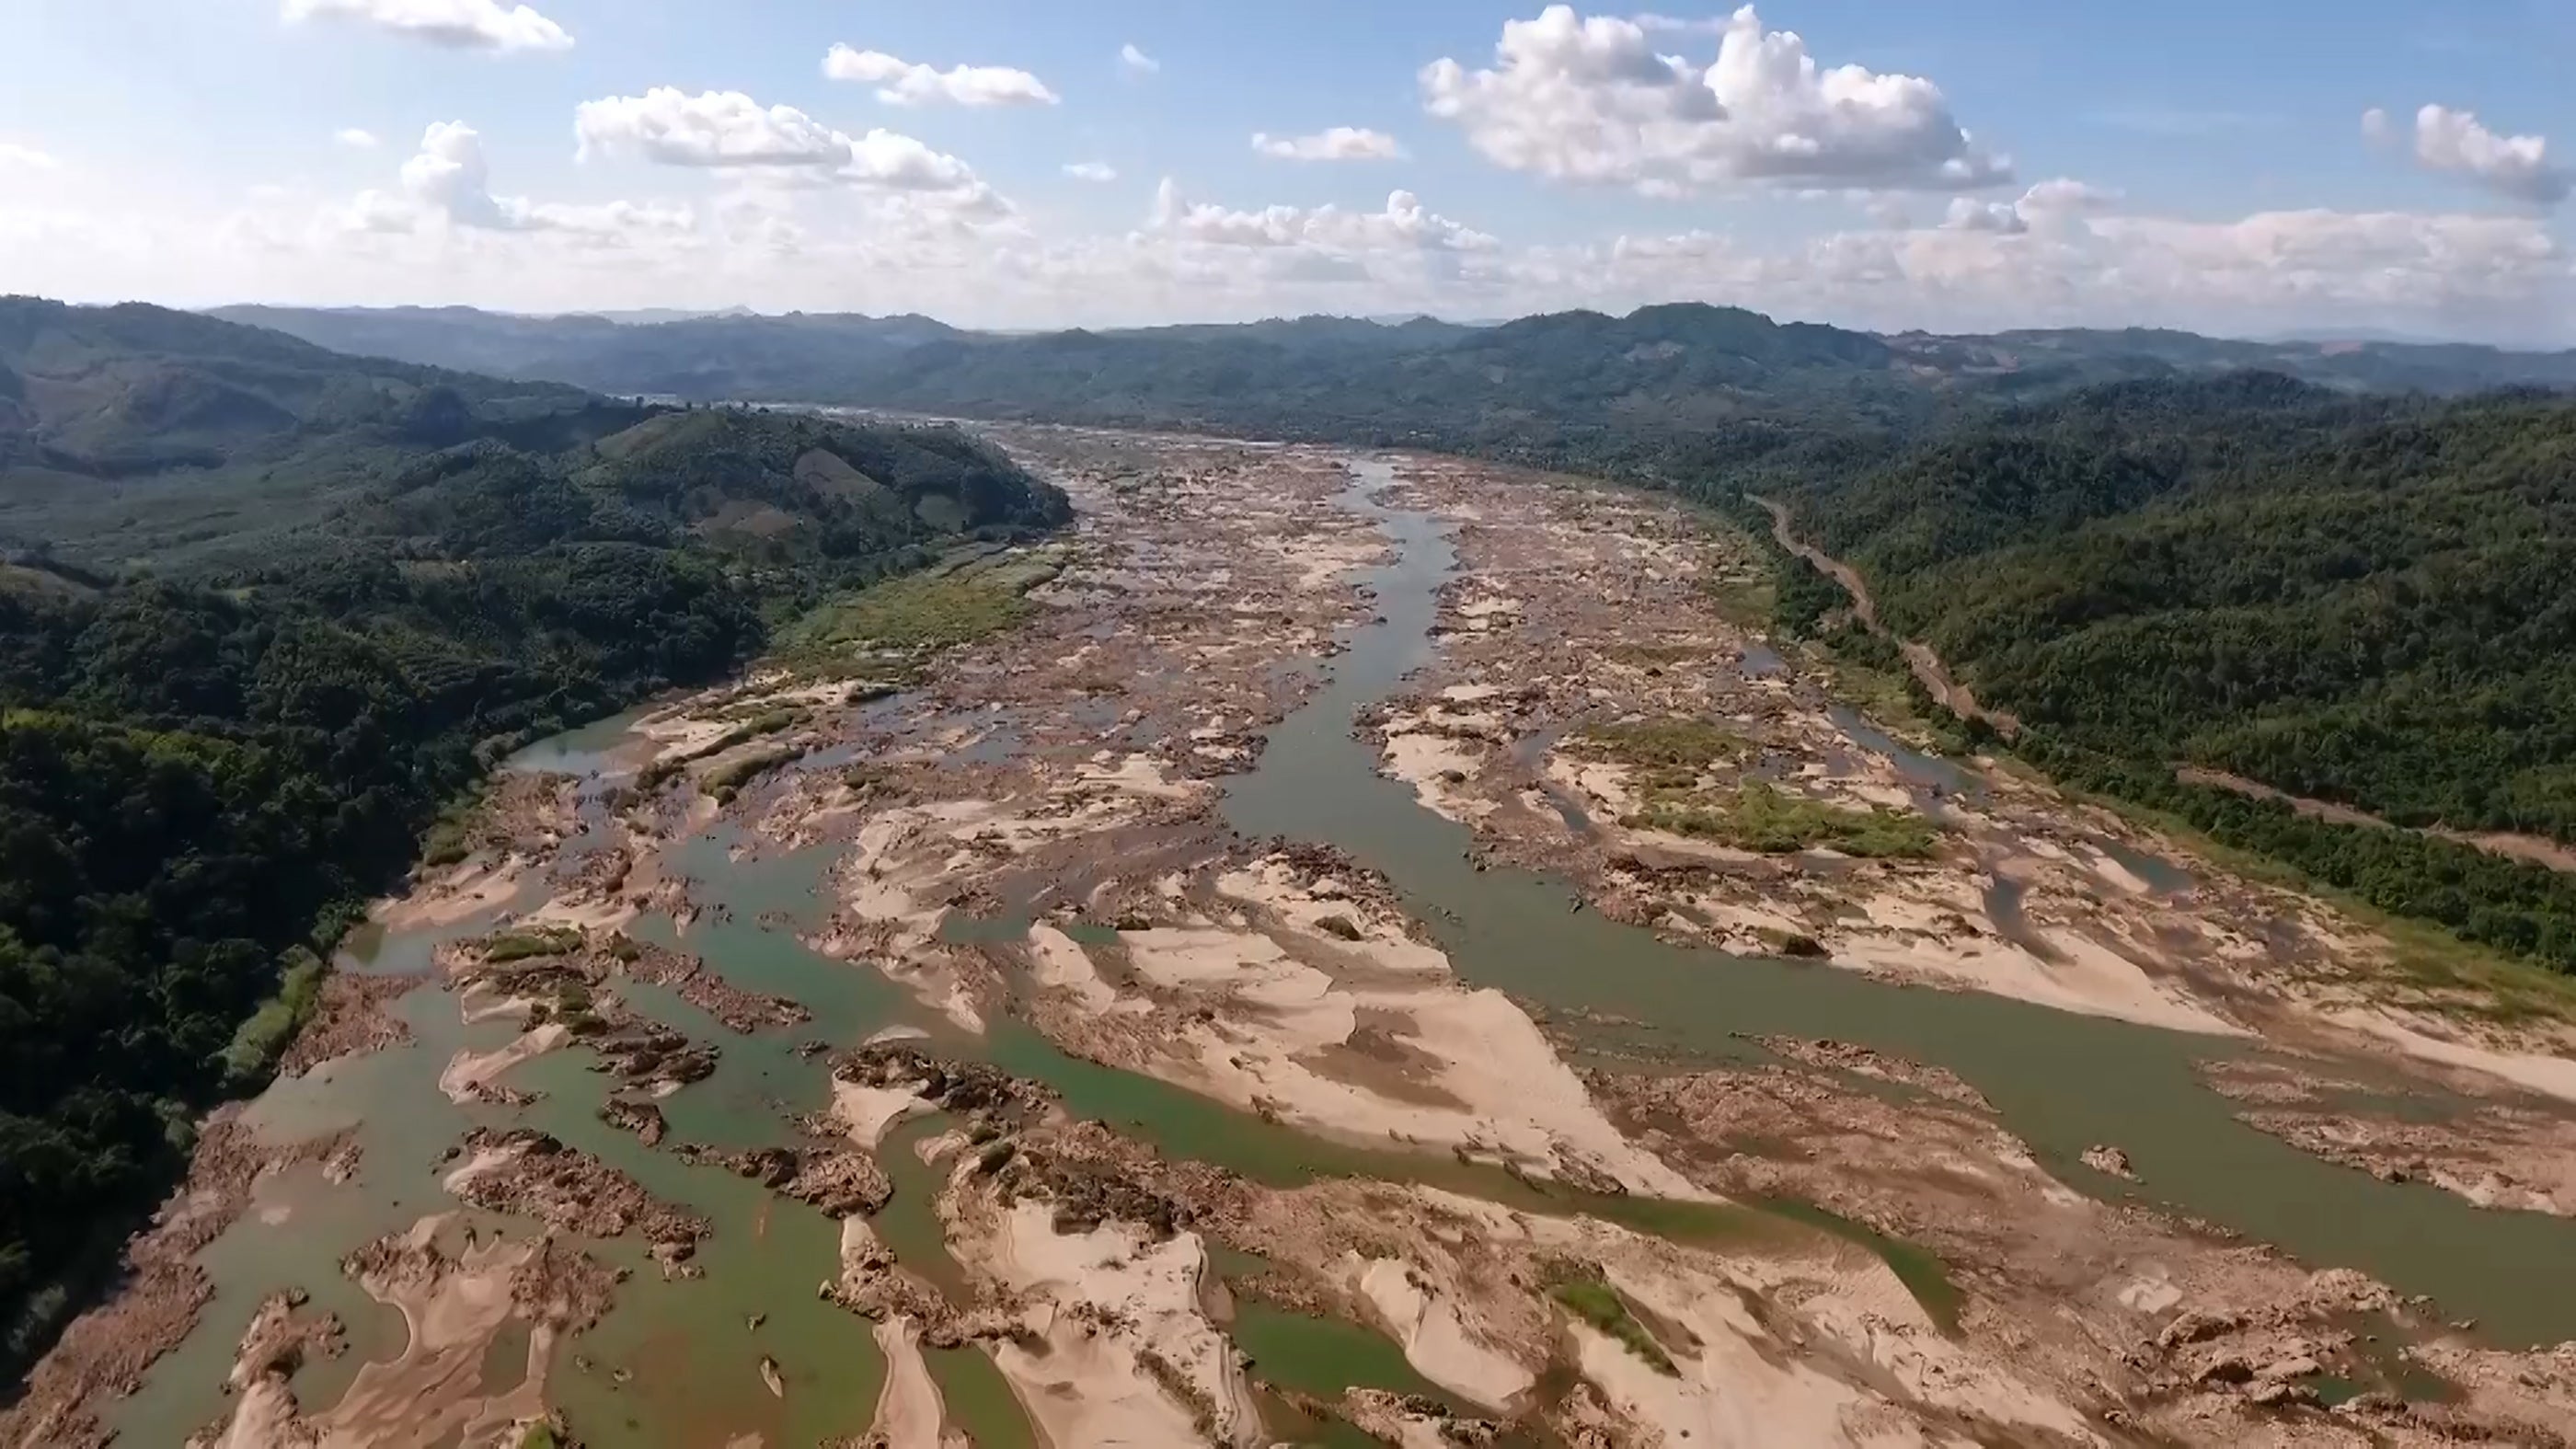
[212, 303, 2576, 445]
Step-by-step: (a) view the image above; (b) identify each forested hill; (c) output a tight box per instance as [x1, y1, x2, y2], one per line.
[0, 297, 1069, 1370]
[1762, 376, 2576, 966]
[218, 302, 2576, 443]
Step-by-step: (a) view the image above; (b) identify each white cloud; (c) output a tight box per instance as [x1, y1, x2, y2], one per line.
[1940, 198, 2024, 234]
[576, 89, 857, 169]
[11, 132, 2570, 345]
[331, 121, 696, 243]
[280, 0, 570, 53]
[1420, 5, 2008, 194]
[1547, 204, 2569, 341]
[0, 142, 60, 170]
[1063, 161, 1119, 182]
[1150, 179, 1496, 253]
[1252, 127, 1408, 162]
[1938, 178, 2119, 234]
[2387, 103, 2570, 206]
[1630, 12, 1727, 34]
[2015, 177, 2121, 217]
[1119, 42, 1160, 76]
[335, 128, 382, 149]
[822, 46, 1058, 108]
[573, 86, 999, 213]
[397, 121, 510, 226]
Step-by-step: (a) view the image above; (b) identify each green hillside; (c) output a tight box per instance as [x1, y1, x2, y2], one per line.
[218, 301, 2576, 438]
[0, 298, 1068, 1369]
[1758, 377, 2576, 970]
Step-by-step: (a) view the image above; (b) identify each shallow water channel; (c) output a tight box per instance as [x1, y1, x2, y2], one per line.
[118, 452, 2576, 1445]
[1228, 459, 2576, 1349]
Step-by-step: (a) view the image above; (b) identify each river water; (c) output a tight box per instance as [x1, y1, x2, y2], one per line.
[1225, 459, 2576, 1350]
[116, 452, 2576, 1445]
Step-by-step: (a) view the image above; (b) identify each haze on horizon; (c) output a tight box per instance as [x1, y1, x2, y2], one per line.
[5, 0, 2573, 344]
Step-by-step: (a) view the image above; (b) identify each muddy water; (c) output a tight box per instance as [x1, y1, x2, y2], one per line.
[1825, 703, 1975, 798]
[1225, 458, 2576, 1347]
[114, 447, 2576, 1444]
[114, 919, 908, 1447]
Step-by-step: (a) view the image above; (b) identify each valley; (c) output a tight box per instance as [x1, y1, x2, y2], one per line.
[20, 426, 2576, 1447]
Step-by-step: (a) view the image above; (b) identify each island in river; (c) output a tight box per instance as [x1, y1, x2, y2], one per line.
[16, 426, 2576, 1448]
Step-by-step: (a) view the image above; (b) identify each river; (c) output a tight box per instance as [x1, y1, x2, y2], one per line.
[1238, 461, 2576, 1350]
[115, 449, 2576, 1446]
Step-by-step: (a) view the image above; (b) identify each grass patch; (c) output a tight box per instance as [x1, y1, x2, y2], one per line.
[483, 926, 583, 963]
[776, 546, 1064, 673]
[1546, 1264, 1677, 1375]
[704, 743, 808, 802]
[420, 802, 477, 868]
[704, 708, 803, 751]
[634, 707, 805, 794]
[1698, 569, 1777, 631]
[1817, 647, 1934, 738]
[216, 948, 327, 1087]
[1570, 718, 1749, 772]
[517, 1425, 560, 1449]
[1628, 782, 1937, 858]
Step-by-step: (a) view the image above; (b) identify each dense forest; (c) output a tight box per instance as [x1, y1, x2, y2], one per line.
[1751, 377, 2576, 971]
[1769, 378, 2576, 840]
[0, 297, 1068, 1368]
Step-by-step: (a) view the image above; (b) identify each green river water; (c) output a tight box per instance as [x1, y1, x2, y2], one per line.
[112, 454, 2576, 1447]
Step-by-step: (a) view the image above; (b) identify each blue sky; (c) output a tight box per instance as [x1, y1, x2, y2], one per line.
[4, 0, 2572, 339]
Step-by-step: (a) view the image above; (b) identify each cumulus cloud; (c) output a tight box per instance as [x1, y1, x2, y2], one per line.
[1251, 127, 1408, 161]
[1938, 178, 2120, 234]
[14, 114, 2569, 344]
[822, 45, 1058, 107]
[1063, 161, 1119, 182]
[1120, 42, 1160, 76]
[2015, 177, 2121, 217]
[1420, 5, 2008, 194]
[1630, 12, 1728, 34]
[280, 0, 571, 53]
[335, 128, 381, 149]
[0, 142, 60, 170]
[577, 89, 857, 169]
[347, 121, 695, 239]
[1545, 203, 2568, 342]
[1150, 179, 1496, 253]
[1940, 198, 2024, 234]
[2374, 103, 2570, 206]
[2086, 208, 2563, 316]
[573, 86, 1001, 213]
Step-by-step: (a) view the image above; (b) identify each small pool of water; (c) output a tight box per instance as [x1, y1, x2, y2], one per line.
[1824, 703, 1976, 799]
[505, 705, 658, 777]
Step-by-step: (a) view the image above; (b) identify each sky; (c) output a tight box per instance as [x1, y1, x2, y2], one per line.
[4, 0, 2575, 341]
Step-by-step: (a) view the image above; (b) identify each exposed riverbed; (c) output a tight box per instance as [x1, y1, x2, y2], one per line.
[34, 432, 2576, 1447]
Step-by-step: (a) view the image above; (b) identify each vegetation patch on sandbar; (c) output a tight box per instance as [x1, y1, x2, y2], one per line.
[1545, 1263, 1678, 1375]
[1627, 782, 1937, 858]
[703, 743, 810, 802]
[1570, 717, 1750, 776]
[776, 546, 1065, 675]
